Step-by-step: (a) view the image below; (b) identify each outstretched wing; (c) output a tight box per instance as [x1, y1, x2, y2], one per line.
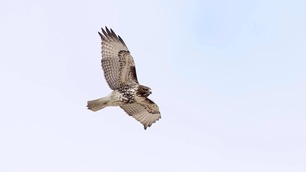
[99, 27, 138, 90]
[120, 98, 161, 130]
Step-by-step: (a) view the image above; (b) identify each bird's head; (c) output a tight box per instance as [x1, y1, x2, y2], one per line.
[137, 85, 152, 97]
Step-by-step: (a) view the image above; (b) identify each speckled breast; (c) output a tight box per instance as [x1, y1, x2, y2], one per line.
[118, 84, 138, 103]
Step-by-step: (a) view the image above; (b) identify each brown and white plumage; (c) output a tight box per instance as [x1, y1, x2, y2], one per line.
[87, 27, 161, 129]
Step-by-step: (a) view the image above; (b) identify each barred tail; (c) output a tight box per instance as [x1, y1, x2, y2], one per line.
[87, 97, 109, 112]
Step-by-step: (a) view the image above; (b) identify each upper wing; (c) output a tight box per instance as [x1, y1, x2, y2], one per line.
[120, 98, 161, 130]
[99, 27, 138, 90]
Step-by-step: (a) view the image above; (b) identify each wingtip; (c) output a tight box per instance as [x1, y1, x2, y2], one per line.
[101, 27, 107, 37]
[105, 26, 111, 35]
[101, 27, 105, 33]
[118, 35, 126, 46]
[98, 31, 102, 37]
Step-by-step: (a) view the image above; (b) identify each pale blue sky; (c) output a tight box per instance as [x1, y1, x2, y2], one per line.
[0, 0, 305, 171]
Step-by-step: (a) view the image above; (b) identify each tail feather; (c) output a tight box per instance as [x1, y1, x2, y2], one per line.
[87, 97, 108, 112]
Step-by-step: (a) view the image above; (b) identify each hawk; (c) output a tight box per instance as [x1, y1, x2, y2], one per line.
[87, 27, 161, 129]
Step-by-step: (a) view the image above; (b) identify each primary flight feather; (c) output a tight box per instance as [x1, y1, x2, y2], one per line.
[87, 27, 161, 129]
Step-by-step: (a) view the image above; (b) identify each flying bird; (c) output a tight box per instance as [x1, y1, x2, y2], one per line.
[87, 27, 161, 129]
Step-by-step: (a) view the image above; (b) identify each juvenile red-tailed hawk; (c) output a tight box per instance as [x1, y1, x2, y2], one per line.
[87, 27, 161, 129]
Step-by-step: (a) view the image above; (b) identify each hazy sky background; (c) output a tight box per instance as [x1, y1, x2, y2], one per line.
[0, 0, 305, 171]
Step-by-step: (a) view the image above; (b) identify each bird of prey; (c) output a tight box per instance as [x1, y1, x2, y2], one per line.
[87, 27, 161, 129]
